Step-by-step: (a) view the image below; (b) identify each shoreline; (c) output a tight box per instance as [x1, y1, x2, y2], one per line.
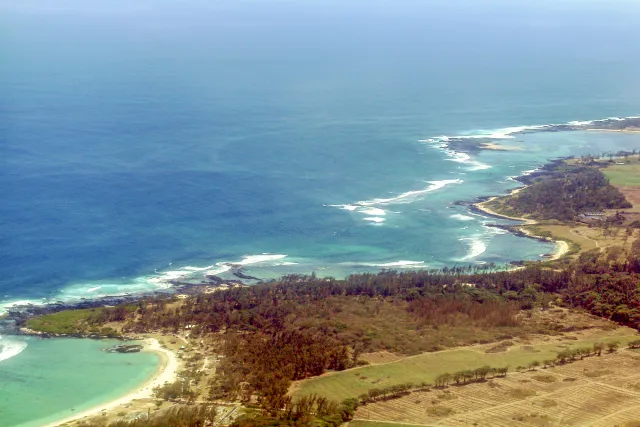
[473, 189, 570, 262]
[41, 338, 178, 427]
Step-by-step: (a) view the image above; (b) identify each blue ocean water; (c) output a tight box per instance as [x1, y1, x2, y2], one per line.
[2, 0, 640, 358]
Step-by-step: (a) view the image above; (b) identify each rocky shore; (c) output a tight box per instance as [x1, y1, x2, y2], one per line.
[443, 117, 640, 155]
[2, 274, 250, 338]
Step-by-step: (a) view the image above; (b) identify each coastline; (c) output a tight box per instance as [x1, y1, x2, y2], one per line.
[41, 338, 178, 427]
[473, 189, 570, 262]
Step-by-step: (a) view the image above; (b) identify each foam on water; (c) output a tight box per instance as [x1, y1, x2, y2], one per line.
[359, 207, 387, 216]
[363, 217, 385, 224]
[426, 115, 640, 143]
[329, 179, 462, 224]
[0, 336, 28, 363]
[459, 237, 488, 261]
[482, 224, 510, 235]
[0, 254, 292, 313]
[235, 254, 288, 265]
[356, 179, 463, 206]
[443, 150, 492, 171]
[450, 214, 476, 221]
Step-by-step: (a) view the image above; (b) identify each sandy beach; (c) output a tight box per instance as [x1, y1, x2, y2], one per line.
[474, 194, 570, 261]
[42, 338, 178, 427]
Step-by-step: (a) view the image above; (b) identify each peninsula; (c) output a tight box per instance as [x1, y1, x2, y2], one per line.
[9, 151, 640, 427]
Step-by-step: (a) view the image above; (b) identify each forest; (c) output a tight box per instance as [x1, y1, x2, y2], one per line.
[62, 233, 637, 426]
[30, 160, 640, 427]
[497, 165, 631, 220]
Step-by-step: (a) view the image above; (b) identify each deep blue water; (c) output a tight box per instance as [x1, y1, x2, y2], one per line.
[2, 1, 640, 422]
[2, 0, 640, 306]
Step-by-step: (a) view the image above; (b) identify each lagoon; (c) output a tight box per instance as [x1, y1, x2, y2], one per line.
[0, 337, 158, 427]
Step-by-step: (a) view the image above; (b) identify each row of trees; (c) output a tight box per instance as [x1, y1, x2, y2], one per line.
[358, 383, 422, 404]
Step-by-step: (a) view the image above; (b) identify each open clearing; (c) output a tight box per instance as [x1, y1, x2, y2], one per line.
[602, 160, 640, 187]
[525, 224, 639, 258]
[602, 159, 640, 220]
[292, 309, 636, 402]
[292, 310, 640, 426]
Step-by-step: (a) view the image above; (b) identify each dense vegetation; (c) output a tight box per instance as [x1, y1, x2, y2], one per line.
[25, 307, 124, 337]
[65, 237, 633, 417]
[498, 166, 631, 220]
[23, 161, 640, 427]
[77, 406, 218, 427]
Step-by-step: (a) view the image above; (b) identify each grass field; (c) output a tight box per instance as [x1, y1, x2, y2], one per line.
[25, 308, 128, 336]
[25, 308, 99, 334]
[292, 327, 636, 401]
[603, 161, 640, 187]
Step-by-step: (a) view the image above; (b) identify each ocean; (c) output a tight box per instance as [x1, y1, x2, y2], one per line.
[1, 0, 640, 424]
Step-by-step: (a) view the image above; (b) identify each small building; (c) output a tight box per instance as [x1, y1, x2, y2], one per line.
[580, 212, 606, 221]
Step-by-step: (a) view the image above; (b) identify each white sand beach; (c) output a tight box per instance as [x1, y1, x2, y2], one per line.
[474, 197, 570, 261]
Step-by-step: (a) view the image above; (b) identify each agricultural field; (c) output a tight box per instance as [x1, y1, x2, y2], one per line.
[350, 347, 640, 427]
[292, 310, 637, 402]
[347, 422, 421, 427]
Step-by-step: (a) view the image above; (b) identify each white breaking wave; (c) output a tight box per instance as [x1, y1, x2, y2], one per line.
[425, 114, 640, 144]
[235, 254, 288, 265]
[482, 224, 509, 235]
[426, 140, 492, 171]
[421, 114, 639, 174]
[0, 336, 28, 363]
[359, 207, 387, 216]
[459, 237, 488, 261]
[1, 299, 45, 315]
[356, 179, 463, 206]
[450, 214, 475, 221]
[329, 179, 462, 224]
[363, 217, 385, 223]
[0, 253, 294, 313]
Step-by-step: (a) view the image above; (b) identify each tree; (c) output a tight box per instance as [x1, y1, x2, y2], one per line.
[462, 370, 475, 383]
[555, 351, 569, 365]
[607, 341, 619, 353]
[593, 342, 605, 356]
[578, 347, 591, 359]
[475, 366, 492, 380]
[435, 373, 452, 388]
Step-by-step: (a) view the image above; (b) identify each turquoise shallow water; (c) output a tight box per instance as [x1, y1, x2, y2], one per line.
[0, 337, 158, 427]
[2, 0, 640, 310]
[1, 0, 640, 424]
